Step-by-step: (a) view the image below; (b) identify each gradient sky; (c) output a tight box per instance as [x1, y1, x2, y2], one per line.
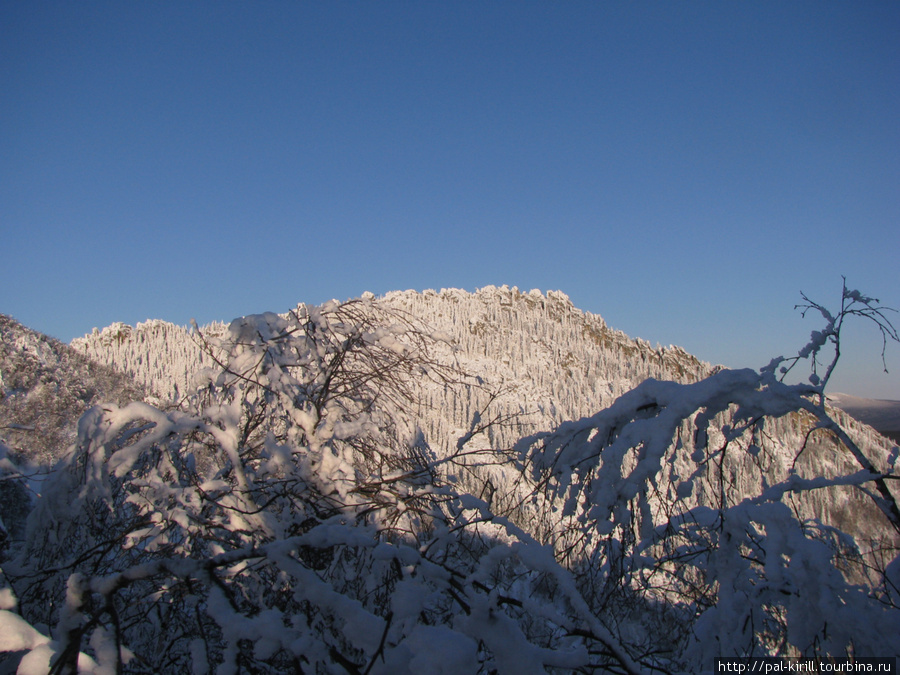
[2, 2, 899, 399]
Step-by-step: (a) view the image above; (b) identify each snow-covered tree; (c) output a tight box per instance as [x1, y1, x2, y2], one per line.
[2, 300, 623, 673]
[1, 284, 898, 673]
[517, 280, 900, 664]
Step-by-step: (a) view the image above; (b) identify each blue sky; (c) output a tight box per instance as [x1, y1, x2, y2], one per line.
[2, 2, 899, 398]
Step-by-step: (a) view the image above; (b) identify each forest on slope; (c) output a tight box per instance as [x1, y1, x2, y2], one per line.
[0, 314, 147, 465]
[1, 285, 899, 673]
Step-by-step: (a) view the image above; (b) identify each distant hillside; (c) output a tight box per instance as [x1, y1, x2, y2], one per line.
[828, 392, 900, 444]
[0, 314, 147, 466]
[1, 314, 149, 546]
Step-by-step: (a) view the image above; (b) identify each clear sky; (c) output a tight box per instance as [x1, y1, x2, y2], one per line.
[2, 2, 899, 399]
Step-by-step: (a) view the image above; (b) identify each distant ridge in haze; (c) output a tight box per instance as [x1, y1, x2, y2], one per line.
[828, 392, 900, 444]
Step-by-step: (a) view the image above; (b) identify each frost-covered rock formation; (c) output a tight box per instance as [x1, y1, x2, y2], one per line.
[72, 319, 228, 403]
[71, 286, 711, 447]
[379, 286, 711, 448]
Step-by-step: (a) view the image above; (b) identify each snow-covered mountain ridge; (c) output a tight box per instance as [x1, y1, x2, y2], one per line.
[71, 286, 711, 445]
[70, 285, 897, 455]
[4, 288, 900, 670]
[68, 285, 897, 538]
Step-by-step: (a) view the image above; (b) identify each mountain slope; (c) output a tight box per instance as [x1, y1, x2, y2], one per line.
[68, 286, 898, 540]
[70, 285, 896, 456]
[1, 314, 149, 546]
[1, 314, 147, 465]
